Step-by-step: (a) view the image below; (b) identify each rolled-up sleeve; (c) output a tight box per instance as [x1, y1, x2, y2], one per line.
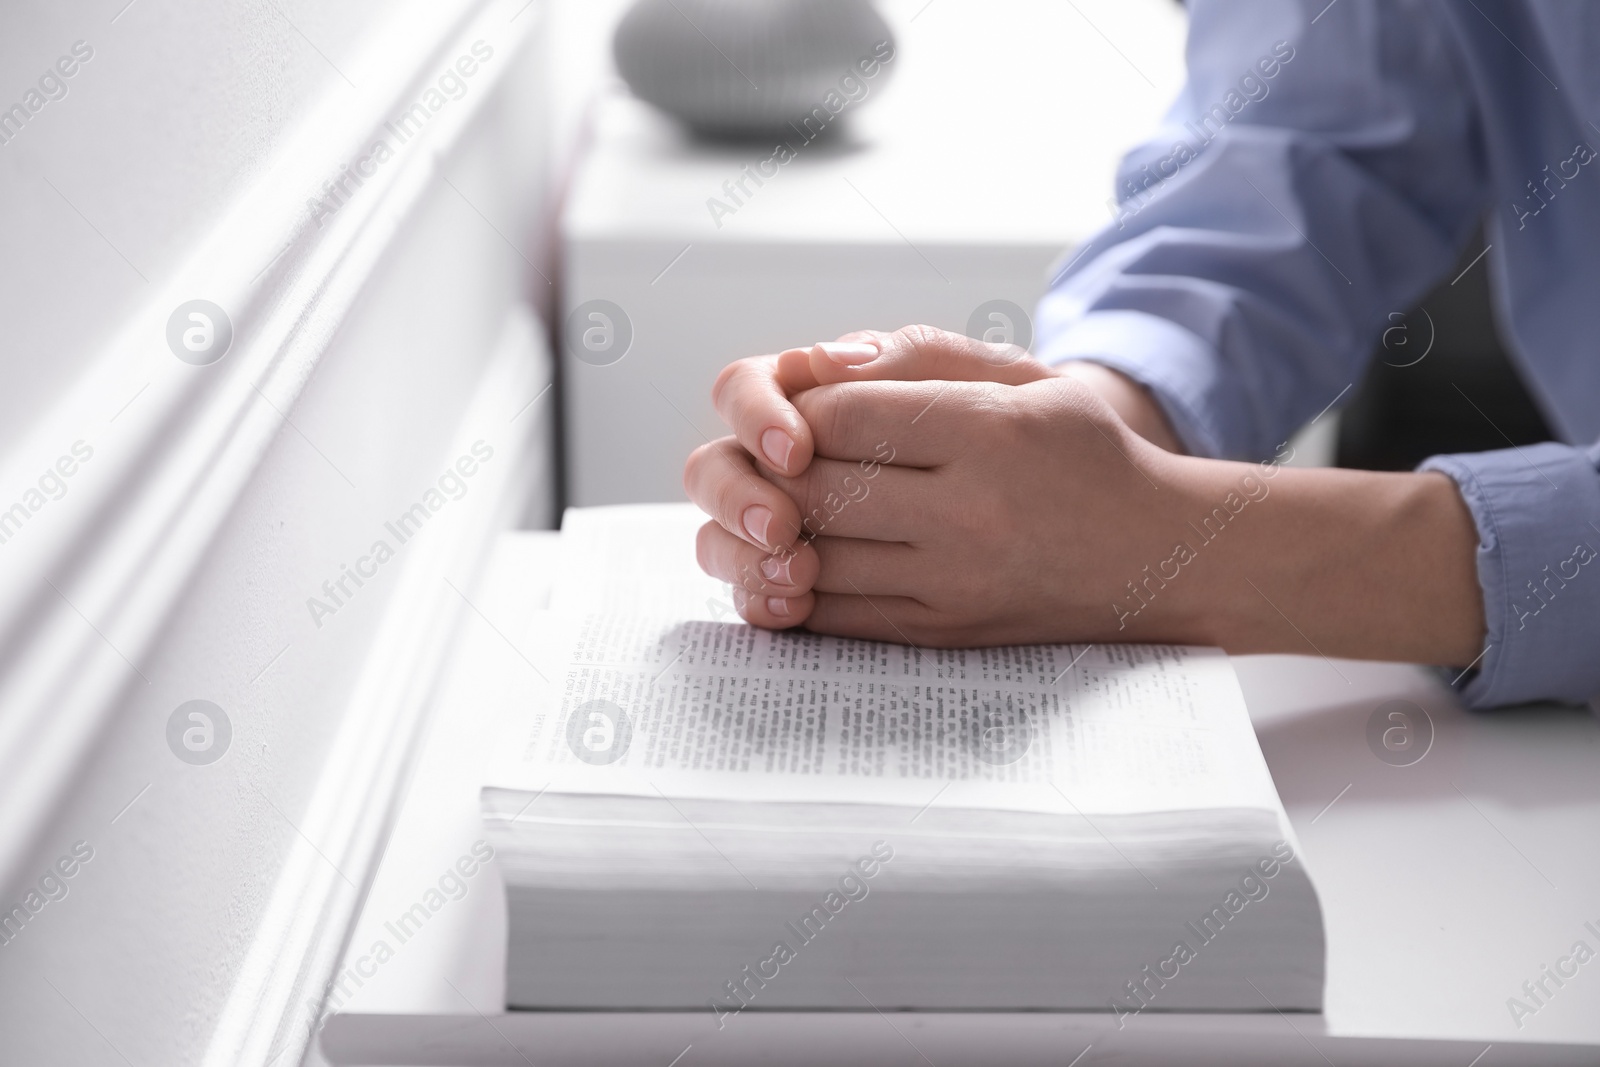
[1420, 442, 1600, 708]
[1036, 0, 1487, 460]
[1033, 0, 1600, 707]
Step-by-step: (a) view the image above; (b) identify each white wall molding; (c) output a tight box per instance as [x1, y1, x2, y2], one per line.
[205, 306, 550, 1067]
[0, 0, 544, 904]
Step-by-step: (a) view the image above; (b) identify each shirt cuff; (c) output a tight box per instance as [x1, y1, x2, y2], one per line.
[1419, 443, 1600, 709]
[1033, 309, 1233, 460]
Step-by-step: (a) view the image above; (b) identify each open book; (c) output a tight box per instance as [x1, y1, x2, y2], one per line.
[480, 505, 1324, 1016]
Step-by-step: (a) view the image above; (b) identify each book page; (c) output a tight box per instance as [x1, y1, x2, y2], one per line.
[550, 504, 734, 619]
[485, 612, 1282, 817]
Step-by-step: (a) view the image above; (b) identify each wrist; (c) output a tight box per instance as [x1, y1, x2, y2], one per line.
[1055, 361, 1185, 453]
[1171, 461, 1486, 664]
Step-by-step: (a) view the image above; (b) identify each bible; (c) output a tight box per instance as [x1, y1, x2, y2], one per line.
[479, 505, 1324, 1015]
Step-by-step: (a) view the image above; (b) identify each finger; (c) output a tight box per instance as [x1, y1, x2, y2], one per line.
[683, 436, 807, 552]
[710, 326, 1053, 481]
[792, 379, 1001, 466]
[710, 356, 819, 478]
[695, 520, 819, 597]
[803, 324, 1057, 389]
[804, 592, 945, 644]
[765, 457, 932, 542]
[733, 584, 815, 630]
[808, 536, 925, 598]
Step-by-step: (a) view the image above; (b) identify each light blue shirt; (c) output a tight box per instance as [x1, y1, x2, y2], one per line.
[1038, 0, 1600, 709]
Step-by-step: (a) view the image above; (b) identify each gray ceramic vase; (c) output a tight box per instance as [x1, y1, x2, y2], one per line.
[613, 0, 896, 139]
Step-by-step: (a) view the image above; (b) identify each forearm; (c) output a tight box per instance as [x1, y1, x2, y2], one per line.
[1159, 455, 1485, 666]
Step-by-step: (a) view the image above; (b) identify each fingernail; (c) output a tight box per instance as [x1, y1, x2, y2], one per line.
[767, 596, 792, 617]
[742, 505, 773, 547]
[815, 341, 879, 366]
[760, 554, 792, 584]
[761, 427, 794, 470]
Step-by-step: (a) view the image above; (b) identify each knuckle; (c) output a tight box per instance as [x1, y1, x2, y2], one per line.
[695, 524, 717, 573]
[702, 463, 745, 529]
[689, 438, 739, 491]
[790, 542, 819, 588]
[1012, 354, 1052, 379]
[975, 384, 1028, 446]
[893, 323, 967, 378]
[684, 447, 712, 500]
[788, 473, 834, 539]
[768, 508, 805, 550]
[712, 475, 745, 531]
[732, 557, 768, 595]
[710, 360, 745, 407]
[894, 323, 943, 350]
[784, 594, 816, 629]
[795, 388, 858, 457]
[710, 355, 772, 410]
[755, 478, 801, 541]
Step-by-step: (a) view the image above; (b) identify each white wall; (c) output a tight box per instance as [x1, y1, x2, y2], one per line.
[0, 1, 559, 1064]
[1, 2, 409, 457]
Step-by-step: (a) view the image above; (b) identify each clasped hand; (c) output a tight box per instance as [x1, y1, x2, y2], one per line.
[683, 325, 1223, 646]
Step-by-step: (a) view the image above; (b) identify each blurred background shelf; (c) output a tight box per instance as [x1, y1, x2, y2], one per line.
[560, 0, 1188, 504]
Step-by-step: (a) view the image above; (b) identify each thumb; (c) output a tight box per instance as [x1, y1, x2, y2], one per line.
[774, 324, 1055, 391]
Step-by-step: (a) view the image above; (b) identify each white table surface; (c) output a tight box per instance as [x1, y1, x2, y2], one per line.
[319, 527, 1600, 1066]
